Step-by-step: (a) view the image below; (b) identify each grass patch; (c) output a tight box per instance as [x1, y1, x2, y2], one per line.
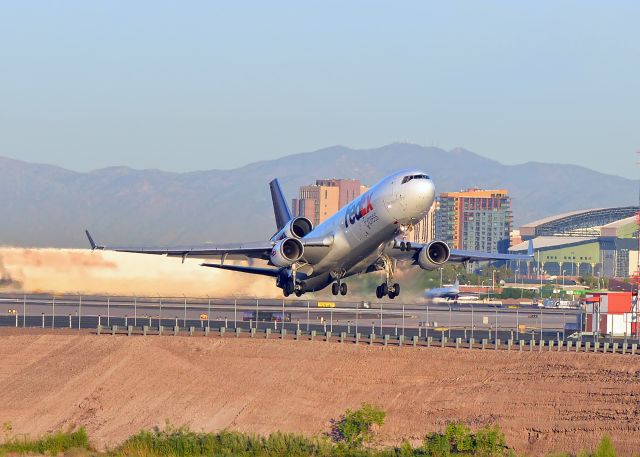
[0, 427, 90, 455]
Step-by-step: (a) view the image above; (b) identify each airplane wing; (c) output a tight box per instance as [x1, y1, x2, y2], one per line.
[85, 230, 273, 261]
[387, 239, 534, 263]
[85, 230, 332, 262]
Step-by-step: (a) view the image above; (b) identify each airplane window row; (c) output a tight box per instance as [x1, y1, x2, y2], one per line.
[401, 174, 430, 184]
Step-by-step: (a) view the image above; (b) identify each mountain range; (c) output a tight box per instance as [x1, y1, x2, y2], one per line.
[1, 143, 636, 248]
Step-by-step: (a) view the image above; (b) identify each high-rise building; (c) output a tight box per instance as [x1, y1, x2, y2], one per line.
[435, 189, 512, 253]
[410, 200, 438, 244]
[292, 178, 366, 227]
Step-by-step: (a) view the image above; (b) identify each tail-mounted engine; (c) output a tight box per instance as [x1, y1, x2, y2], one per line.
[270, 238, 304, 267]
[271, 217, 313, 241]
[417, 241, 450, 270]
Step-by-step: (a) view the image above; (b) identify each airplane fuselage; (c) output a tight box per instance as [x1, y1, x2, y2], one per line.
[295, 169, 435, 292]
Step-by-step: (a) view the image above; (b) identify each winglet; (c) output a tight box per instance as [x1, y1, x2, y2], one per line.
[85, 230, 101, 250]
[527, 239, 534, 257]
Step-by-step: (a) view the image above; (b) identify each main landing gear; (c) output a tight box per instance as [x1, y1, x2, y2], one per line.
[283, 281, 306, 297]
[376, 282, 400, 299]
[375, 255, 401, 299]
[331, 281, 347, 296]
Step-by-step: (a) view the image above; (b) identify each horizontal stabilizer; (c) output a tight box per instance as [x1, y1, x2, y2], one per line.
[201, 263, 281, 277]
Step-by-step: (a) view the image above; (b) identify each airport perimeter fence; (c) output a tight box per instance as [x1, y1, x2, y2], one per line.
[1, 292, 638, 350]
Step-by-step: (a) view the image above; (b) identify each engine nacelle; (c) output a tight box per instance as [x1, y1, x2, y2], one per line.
[271, 217, 313, 241]
[270, 238, 304, 267]
[417, 241, 450, 270]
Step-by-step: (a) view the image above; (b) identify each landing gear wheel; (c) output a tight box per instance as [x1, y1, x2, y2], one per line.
[339, 282, 348, 296]
[405, 242, 411, 250]
[388, 291, 396, 299]
[283, 282, 294, 297]
[400, 241, 406, 251]
[375, 285, 383, 299]
[331, 282, 340, 296]
[390, 283, 400, 296]
[295, 289, 302, 297]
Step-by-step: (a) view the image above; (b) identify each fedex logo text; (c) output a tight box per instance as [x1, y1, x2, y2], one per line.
[345, 195, 374, 228]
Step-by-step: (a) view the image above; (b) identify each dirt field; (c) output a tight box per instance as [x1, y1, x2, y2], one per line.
[0, 329, 639, 456]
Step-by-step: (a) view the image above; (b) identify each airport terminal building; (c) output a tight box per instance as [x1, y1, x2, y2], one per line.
[510, 207, 639, 278]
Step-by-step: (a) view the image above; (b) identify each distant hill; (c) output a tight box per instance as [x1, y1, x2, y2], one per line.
[0, 144, 636, 248]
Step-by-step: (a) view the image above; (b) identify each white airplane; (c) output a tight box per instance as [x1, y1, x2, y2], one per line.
[423, 279, 480, 304]
[86, 169, 532, 298]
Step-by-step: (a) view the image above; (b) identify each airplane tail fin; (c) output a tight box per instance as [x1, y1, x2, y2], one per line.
[269, 179, 293, 230]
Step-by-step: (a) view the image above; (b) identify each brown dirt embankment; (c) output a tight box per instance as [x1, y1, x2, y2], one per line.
[0, 329, 638, 456]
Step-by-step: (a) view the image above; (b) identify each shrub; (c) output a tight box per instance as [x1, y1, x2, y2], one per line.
[333, 403, 386, 448]
[422, 423, 506, 456]
[593, 435, 617, 457]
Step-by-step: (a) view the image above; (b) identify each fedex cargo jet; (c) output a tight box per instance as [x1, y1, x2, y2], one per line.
[86, 169, 532, 298]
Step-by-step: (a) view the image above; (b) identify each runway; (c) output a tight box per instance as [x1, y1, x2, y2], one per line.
[0, 292, 598, 343]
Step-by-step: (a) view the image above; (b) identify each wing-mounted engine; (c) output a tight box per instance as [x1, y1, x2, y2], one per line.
[417, 240, 450, 270]
[270, 238, 304, 267]
[271, 217, 313, 241]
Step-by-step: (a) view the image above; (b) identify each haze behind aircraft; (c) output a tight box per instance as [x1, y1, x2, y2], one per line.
[86, 169, 533, 298]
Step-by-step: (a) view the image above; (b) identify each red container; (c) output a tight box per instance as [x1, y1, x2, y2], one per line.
[607, 292, 632, 314]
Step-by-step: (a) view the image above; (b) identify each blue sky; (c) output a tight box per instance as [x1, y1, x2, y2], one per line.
[0, 1, 638, 178]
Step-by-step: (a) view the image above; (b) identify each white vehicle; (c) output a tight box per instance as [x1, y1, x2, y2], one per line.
[86, 170, 532, 298]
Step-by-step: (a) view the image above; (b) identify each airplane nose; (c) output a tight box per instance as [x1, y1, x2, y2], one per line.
[417, 179, 435, 207]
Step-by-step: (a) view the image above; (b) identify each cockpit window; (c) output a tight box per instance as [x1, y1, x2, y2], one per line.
[401, 174, 430, 184]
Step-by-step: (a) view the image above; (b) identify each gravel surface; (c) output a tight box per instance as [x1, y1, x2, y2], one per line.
[0, 328, 638, 455]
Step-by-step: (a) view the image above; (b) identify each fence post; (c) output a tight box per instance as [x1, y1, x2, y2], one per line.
[469, 338, 474, 349]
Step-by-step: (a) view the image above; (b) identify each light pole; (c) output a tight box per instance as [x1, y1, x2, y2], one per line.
[562, 270, 566, 296]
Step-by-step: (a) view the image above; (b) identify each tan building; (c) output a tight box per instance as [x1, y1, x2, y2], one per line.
[292, 178, 367, 227]
[315, 179, 363, 209]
